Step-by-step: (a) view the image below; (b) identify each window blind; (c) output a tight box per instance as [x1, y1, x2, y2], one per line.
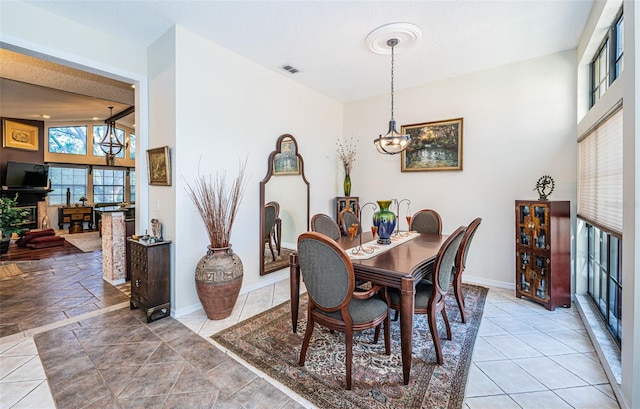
[577, 108, 623, 235]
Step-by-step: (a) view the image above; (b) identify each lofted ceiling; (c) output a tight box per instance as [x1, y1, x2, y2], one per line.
[1, 0, 594, 125]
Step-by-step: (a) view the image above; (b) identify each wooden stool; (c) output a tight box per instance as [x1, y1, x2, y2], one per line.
[69, 221, 83, 234]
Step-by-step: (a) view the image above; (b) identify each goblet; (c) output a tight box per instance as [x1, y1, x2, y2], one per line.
[371, 225, 378, 238]
[406, 216, 411, 230]
[349, 224, 359, 240]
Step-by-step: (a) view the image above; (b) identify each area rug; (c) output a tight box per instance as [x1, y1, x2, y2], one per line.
[212, 283, 488, 409]
[0, 263, 22, 279]
[62, 231, 102, 253]
[264, 246, 295, 274]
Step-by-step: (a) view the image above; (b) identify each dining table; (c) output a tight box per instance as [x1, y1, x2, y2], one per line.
[289, 230, 447, 385]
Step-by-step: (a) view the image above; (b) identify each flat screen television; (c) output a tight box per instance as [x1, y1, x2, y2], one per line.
[4, 161, 49, 189]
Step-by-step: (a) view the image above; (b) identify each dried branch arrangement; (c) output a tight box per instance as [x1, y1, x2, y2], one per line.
[186, 161, 247, 248]
[336, 137, 358, 175]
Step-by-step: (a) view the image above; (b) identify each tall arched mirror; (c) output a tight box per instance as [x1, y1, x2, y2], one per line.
[260, 134, 310, 275]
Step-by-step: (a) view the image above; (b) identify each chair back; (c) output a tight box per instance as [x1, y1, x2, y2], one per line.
[410, 209, 442, 234]
[457, 217, 482, 270]
[339, 209, 361, 236]
[297, 232, 354, 311]
[432, 226, 466, 295]
[311, 214, 342, 241]
[264, 203, 277, 239]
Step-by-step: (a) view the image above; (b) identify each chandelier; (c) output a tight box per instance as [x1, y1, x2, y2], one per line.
[373, 38, 411, 155]
[99, 106, 125, 166]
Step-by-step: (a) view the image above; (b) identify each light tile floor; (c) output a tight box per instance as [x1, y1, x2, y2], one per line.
[0, 280, 620, 409]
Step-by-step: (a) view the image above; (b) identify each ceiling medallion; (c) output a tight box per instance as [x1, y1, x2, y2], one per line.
[366, 22, 422, 55]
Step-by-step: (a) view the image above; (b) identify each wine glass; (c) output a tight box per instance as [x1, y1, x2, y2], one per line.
[406, 216, 411, 231]
[348, 224, 359, 240]
[371, 225, 378, 238]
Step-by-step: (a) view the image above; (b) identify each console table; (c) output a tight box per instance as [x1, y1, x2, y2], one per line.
[58, 206, 94, 232]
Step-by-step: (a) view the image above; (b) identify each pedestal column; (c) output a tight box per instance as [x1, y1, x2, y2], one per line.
[102, 211, 126, 284]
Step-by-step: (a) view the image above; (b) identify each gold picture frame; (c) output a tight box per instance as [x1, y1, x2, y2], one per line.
[401, 118, 463, 172]
[2, 120, 39, 151]
[147, 146, 171, 186]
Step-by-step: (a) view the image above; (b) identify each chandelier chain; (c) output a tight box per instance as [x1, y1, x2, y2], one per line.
[390, 42, 395, 121]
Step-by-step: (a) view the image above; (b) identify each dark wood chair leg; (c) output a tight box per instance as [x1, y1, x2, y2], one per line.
[441, 308, 452, 340]
[373, 325, 380, 344]
[384, 314, 391, 355]
[428, 304, 443, 365]
[299, 312, 315, 366]
[454, 272, 466, 323]
[345, 327, 353, 390]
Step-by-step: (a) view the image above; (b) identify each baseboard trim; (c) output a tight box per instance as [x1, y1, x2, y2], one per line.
[463, 275, 514, 290]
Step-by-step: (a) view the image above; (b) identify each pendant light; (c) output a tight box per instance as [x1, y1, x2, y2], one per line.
[99, 106, 125, 166]
[373, 38, 410, 155]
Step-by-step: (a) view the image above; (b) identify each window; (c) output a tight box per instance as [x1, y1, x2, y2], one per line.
[93, 168, 125, 204]
[48, 126, 87, 155]
[590, 8, 624, 107]
[129, 170, 136, 203]
[614, 13, 624, 79]
[577, 108, 623, 234]
[585, 223, 622, 346]
[129, 134, 136, 159]
[48, 166, 88, 205]
[93, 125, 125, 158]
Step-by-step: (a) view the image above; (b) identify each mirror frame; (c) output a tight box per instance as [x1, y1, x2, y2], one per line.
[259, 134, 310, 276]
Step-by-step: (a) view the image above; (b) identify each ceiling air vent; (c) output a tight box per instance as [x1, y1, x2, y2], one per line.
[281, 65, 300, 74]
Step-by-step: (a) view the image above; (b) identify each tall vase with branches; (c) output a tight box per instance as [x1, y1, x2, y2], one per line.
[337, 137, 358, 196]
[186, 161, 247, 320]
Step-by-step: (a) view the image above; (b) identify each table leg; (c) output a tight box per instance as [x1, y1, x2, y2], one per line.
[399, 276, 415, 385]
[289, 252, 300, 333]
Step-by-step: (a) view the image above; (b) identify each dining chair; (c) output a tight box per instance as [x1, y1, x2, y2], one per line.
[266, 201, 281, 255]
[388, 225, 466, 365]
[297, 231, 391, 390]
[453, 217, 482, 323]
[339, 208, 361, 236]
[310, 213, 342, 241]
[409, 209, 443, 234]
[264, 202, 279, 261]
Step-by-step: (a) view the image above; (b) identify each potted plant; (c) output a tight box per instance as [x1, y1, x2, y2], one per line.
[0, 193, 30, 254]
[185, 161, 247, 320]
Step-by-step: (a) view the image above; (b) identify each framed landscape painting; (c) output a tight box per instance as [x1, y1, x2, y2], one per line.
[401, 118, 463, 172]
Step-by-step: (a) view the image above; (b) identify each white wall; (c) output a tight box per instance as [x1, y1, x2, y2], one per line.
[166, 27, 342, 315]
[345, 50, 578, 287]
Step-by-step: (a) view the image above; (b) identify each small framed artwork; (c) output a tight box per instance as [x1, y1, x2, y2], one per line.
[273, 137, 300, 175]
[401, 118, 464, 172]
[2, 119, 39, 151]
[147, 146, 171, 186]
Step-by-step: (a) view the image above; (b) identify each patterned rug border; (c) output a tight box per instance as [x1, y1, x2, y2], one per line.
[213, 283, 488, 409]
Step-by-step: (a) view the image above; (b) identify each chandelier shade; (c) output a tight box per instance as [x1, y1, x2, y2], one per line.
[373, 38, 410, 155]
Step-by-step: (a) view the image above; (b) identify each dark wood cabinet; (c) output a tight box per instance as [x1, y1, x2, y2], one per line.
[515, 200, 570, 310]
[335, 196, 359, 235]
[128, 239, 171, 322]
[58, 206, 94, 232]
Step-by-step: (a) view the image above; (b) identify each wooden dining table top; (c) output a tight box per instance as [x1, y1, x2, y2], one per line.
[335, 231, 446, 287]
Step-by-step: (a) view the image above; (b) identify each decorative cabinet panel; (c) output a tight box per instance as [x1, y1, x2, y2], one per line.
[58, 206, 94, 231]
[515, 200, 570, 310]
[335, 196, 359, 235]
[128, 239, 171, 322]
